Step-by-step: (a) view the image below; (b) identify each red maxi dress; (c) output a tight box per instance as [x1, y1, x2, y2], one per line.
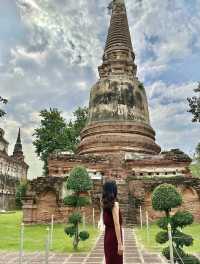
[103, 208, 123, 264]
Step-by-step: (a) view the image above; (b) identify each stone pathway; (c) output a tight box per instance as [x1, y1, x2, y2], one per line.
[0, 228, 171, 263]
[123, 229, 167, 264]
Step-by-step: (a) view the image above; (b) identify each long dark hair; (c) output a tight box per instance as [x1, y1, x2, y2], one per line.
[102, 180, 118, 210]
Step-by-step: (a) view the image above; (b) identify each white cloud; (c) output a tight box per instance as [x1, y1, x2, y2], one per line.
[11, 47, 48, 65]
[147, 81, 197, 101]
[1, 0, 200, 179]
[18, 0, 41, 11]
[147, 81, 199, 155]
[127, 0, 200, 78]
[16, 0, 106, 70]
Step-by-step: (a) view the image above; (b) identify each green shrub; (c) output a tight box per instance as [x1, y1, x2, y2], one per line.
[152, 184, 198, 263]
[15, 182, 27, 209]
[63, 195, 77, 207]
[79, 231, 89, 241]
[64, 225, 76, 237]
[181, 255, 200, 264]
[63, 166, 92, 250]
[66, 166, 92, 192]
[155, 231, 168, 244]
[162, 246, 170, 260]
[172, 211, 194, 229]
[64, 196, 91, 207]
[157, 216, 171, 230]
[162, 246, 185, 261]
[152, 184, 182, 214]
[173, 230, 193, 247]
[68, 212, 82, 225]
[77, 196, 91, 207]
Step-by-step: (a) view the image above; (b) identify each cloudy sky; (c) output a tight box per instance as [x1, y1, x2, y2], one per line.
[0, 0, 200, 179]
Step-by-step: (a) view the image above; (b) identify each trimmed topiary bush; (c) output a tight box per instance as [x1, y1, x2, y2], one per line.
[162, 246, 185, 261]
[172, 211, 194, 229]
[152, 184, 182, 216]
[64, 225, 76, 237]
[63, 166, 92, 250]
[157, 216, 171, 230]
[155, 231, 168, 244]
[152, 184, 200, 264]
[79, 231, 90, 241]
[182, 255, 200, 264]
[66, 166, 92, 192]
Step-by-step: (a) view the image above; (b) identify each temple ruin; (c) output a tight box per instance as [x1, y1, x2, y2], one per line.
[23, 0, 200, 225]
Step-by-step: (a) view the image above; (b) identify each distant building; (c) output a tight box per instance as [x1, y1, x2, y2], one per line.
[0, 128, 29, 210]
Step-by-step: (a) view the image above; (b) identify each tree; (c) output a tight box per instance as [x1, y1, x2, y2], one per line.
[187, 82, 200, 122]
[152, 184, 200, 264]
[0, 96, 8, 118]
[33, 107, 88, 176]
[67, 107, 88, 152]
[33, 108, 69, 175]
[63, 166, 92, 250]
[195, 143, 200, 162]
[15, 182, 27, 209]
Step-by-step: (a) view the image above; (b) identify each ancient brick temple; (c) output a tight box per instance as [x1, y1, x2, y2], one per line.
[23, 0, 200, 225]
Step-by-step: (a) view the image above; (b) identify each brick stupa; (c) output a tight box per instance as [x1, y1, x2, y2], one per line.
[23, 0, 200, 225]
[78, 0, 161, 157]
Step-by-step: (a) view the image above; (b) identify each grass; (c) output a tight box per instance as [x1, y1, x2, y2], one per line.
[136, 223, 200, 254]
[190, 163, 200, 177]
[0, 211, 100, 253]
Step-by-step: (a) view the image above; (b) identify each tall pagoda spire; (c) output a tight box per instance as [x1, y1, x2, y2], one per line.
[13, 128, 24, 161]
[105, 0, 133, 53]
[98, 0, 137, 79]
[77, 0, 161, 156]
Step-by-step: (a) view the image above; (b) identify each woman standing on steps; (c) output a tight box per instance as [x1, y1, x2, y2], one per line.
[102, 180, 123, 264]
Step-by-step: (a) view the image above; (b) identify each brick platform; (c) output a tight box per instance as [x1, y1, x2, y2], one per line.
[0, 228, 171, 264]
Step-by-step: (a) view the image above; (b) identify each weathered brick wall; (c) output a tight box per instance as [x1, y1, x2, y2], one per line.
[128, 177, 200, 223]
[36, 191, 59, 223]
[23, 176, 101, 224]
[23, 151, 199, 226]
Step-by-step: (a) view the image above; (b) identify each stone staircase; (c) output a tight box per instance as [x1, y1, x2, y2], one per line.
[117, 181, 137, 227]
[126, 193, 138, 226]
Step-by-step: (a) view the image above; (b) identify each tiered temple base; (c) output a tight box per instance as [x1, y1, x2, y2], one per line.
[78, 121, 161, 156]
[23, 149, 200, 225]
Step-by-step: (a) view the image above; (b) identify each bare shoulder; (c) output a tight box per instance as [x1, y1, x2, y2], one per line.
[114, 201, 119, 207]
[113, 201, 119, 211]
[112, 202, 120, 221]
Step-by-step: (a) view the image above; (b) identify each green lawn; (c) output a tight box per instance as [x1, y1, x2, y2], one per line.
[136, 223, 200, 254]
[190, 163, 200, 177]
[0, 211, 100, 252]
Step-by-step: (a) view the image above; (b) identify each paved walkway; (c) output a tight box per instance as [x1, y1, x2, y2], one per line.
[0, 228, 170, 264]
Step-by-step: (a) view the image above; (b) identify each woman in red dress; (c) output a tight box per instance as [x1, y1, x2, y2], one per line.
[102, 180, 123, 264]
